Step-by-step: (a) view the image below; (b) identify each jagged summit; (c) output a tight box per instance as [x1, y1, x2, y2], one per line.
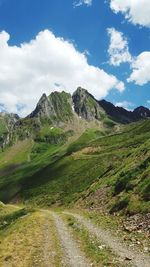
[72, 87, 106, 121]
[27, 87, 150, 125]
[29, 93, 50, 118]
[28, 91, 74, 125]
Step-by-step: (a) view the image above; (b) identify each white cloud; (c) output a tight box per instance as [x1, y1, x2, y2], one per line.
[147, 100, 150, 104]
[115, 101, 134, 110]
[107, 27, 150, 86]
[107, 28, 132, 66]
[110, 0, 150, 28]
[0, 30, 124, 117]
[73, 0, 92, 8]
[127, 52, 150, 85]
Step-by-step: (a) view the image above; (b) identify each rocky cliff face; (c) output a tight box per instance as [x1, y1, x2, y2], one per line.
[0, 112, 19, 149]
[28, 91, 74, 125]
[72, 87, 106, 121]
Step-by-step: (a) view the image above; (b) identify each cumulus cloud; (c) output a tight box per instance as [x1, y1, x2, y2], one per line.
[0, 29, 124, 117]
[107, 28, 132, 66]
[110, 0, 150, 28]
[107, 27, 150, 86]
[127, 52, 150, 85]
[115, 101, 134, 110]
[73, 0, 92, 8]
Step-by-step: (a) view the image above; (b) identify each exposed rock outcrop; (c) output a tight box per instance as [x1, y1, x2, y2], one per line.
[28, 91, 74, 125]
[0, 112, 19, 149]
[72, 87, 106, 121]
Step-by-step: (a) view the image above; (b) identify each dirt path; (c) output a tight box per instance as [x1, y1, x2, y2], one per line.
[43, 219, 55, 267]
[65, 212, 150, 267]
[51, 212, 91, 267]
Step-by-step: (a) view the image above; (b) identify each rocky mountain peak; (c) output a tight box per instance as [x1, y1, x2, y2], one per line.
[28, 91, 74, 125]
[74, 86, 89, 95]
[72, 87, 105, 121]
[133, 106, 150, 119]
[29, 93, 50, 119]
[27, 87, 150, 125]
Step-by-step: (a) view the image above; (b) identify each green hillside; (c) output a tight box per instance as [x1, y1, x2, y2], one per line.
[0, 119, 149, 215]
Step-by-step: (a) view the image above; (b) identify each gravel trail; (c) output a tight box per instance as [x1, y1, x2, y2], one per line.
[51, 212, 91, 267]
[66, 212, 150, 267]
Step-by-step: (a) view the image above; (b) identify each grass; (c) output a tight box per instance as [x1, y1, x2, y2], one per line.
[67, 128, 105, 154]
[0, 119, 149, 215]
[0, 118, 8, 136]
[48, 91, 73, 122]
[0, 213, 42, 267]
[0, 204, 64, 267]
[0, 139, 33, 168]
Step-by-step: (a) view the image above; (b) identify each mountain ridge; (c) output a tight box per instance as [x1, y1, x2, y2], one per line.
[27, 87, 150, 124]
[0, 87, 150, 151]
[1, 87, 150, 125]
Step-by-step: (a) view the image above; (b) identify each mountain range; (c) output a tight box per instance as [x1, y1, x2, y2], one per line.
[1, 86, 150, 149]
[28, 86, 150, 124]
[0, 86, 150, 216]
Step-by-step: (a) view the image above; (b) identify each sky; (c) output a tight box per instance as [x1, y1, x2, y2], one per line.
[0, 0, 149, 116]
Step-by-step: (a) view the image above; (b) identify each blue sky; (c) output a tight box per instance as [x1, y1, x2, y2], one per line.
[0, 0, 149, 116]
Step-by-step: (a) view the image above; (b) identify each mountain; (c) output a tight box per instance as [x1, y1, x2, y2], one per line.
[133, 106, 150, 120]
[28, 87, 150, 125]
[28, 91, 74, 125]
[72, 87, 106, 121]
[28, 87, 107, 124]
[1, 87, 150, 152]
[99, 99, 150, 124]
[0, 87, 150, 216]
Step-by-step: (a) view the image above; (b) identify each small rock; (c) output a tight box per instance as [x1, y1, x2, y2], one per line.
[129, 244, 134, 247]
[125, 256, 132, 261]
[144, 247, 149, 252]
[4, 255, 12, 261]
[98, 245, 106, 250]
[123, 235, 128, 241]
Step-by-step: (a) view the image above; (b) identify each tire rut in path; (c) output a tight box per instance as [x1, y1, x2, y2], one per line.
[66, 212, 150, 267]
[51, 212, 91, 267]
[43, 219, 55, 267]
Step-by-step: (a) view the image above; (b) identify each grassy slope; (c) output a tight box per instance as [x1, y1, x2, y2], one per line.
[0, 120, 149, 214]
[0, 203, 64, 267]
[0, 139, 33, 168]
[0, 117, 8, 136]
